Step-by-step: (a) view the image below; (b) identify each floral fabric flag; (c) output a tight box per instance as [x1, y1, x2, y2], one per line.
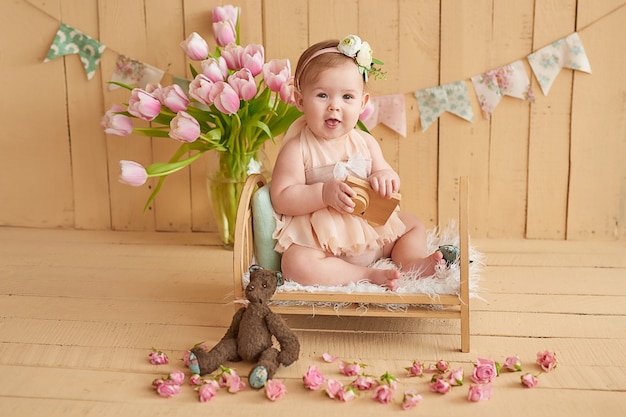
[527, 32, 591, 95]
[471, 60, 535, 119]
[361, 94, 407, 137]
[108, 55, 166, 90]
[414, 81, 474, 132]
[44, 23, 106, 80]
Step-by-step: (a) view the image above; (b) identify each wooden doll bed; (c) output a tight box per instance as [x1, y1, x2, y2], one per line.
[232, 174, 471, 352]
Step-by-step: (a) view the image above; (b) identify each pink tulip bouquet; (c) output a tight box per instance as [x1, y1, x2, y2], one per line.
[102, 5, 301, 244]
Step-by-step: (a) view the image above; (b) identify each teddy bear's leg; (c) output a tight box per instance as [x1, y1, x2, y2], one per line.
[190, 338, 240, 376]
[248, 347, 280, 389]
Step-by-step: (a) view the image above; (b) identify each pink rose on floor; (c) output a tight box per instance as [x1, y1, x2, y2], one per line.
[467, 383, 493, 402]
[198, 380, 219, 402]
[401, 390, 423, 410]
[148, 348, 169, 365]
[372, 384, 394, 404]
[536, 350, 557, 372]
[152, 378, 165, 389]
[429, 377, 451, 394]
[218, 369, 246, 393]
[322, 352, 338, 363]
[436, 360, 450, 372]
[338, 386, 357, 402]
[521, 373, 539, 388]
[324, 379, 344, 399]
[265, 379, 287, 401]
[351, 375, 377, 391]
[503, 355, 523, 372]
[406, 360, 424, 377]
[168, 370, 185, 386]
[448, 367, 464, 386]
[303, 365, 325, 390]
[339, 361, 363, 376]
[189, 374, 204, 386]
[379, 372, 398, 390]
[471, 357, 499, 384]
[157, 381, 181, 398]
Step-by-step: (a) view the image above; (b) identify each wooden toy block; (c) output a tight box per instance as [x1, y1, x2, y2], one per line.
[345, 175, 401, 225]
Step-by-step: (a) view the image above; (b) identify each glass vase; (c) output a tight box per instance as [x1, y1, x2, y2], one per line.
[207, 149, 270, 248]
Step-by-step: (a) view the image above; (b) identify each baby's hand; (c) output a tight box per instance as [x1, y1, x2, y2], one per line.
[369, 171, 400, 199]
[322, 179, 356, 213]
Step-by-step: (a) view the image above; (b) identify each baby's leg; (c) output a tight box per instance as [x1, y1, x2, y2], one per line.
[390, 212, 445, 277]
[281, 244, 400, 289]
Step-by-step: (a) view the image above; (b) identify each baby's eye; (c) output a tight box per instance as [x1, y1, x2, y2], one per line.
[343, 94, 354, 100]
[317, 93, 328, 99]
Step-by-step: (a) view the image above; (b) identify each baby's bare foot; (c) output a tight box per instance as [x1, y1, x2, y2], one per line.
[369, 268, 400, 290]
[402, 250, 446, 277]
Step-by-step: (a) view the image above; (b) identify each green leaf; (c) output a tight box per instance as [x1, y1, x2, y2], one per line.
[133, 128, 171, 138]
[357, 119, 370, 134]
[107, 81, 134, 91]
[189, 63, 198, 79]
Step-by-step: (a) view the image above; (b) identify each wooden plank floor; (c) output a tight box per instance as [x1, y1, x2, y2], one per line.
[0, 227, 625, 416]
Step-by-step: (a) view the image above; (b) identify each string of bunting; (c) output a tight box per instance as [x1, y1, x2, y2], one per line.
[36, 0, 615, 135]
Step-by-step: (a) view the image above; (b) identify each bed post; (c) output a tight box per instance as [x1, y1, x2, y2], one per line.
[459, 176, 470, 352]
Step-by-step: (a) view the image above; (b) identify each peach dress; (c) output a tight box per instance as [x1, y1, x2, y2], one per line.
[273, 119, 406, 266]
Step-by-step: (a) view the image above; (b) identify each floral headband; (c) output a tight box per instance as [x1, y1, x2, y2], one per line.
[298, 35, 385, 88]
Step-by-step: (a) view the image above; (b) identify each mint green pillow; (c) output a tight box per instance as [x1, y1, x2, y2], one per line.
[251, 183, 282, 272]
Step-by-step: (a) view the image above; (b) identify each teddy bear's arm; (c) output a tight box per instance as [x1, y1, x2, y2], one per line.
[265, 314, 300, 366]
[221, 307, 245, 340]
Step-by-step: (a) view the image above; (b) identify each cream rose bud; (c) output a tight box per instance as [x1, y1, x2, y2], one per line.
[338, 34, 362, 57]
[355, 41, 373, 69]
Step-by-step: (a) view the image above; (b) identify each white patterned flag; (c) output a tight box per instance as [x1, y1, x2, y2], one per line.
[360, 94, 407, 137]
[471, 60, 535, 119]
[108, 54, 165, 90]
[414, 81, 474, 132]
[44, 23, 106, 80]
[527, 32, 592, 95]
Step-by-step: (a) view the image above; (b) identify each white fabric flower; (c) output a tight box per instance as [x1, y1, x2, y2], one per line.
[338, 35, 362, 57]
[355, 41, 373, 69]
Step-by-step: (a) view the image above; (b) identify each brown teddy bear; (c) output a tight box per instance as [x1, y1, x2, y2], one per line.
[188, 265, 300, 389]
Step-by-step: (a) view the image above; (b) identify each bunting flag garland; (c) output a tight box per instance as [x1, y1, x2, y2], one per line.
[44, 23, 106, 80]
[471, 60, 535, 119]
[527, 32, 592, 95]
[108, 54, 165, 90]
[414, 81, 474, 132]
[361, 94, 407, 137]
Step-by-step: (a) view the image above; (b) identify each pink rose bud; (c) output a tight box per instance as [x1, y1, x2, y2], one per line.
[212, 20, 236, 46]
[168, 370, 185, 386]
[521, 373, 539, 388]
[156, 382, 181, 398]
[467, 383, 493, 401]
[127, 88, 161, 121]
[504, 355, 523, 372]
[536, 350, 557, 372]
[148, 349, 169, 365]
[351, 375, 377, 391]
[303, 365, 325, 390]
[242, 44, 265, 77]
[158, 84, 189, 113]
[337, 387, 357, 402]
[339, 361, 362, 377]
[263, 59, 292, 93]
[101, 104, 133, 136]
[401, 390, 423, 410]
[372, 384, 394, 404]
[180, 32, 209, 61]
[188, 74, 215, 106]
[169, 111, 200, 143]
[119, 160, 148, 187]
[406, 360, 424, 377]
[210, 82, 240, 115]
[212, 5, 239, 23]
[265, 379, 287, 401]
[436, 360, 450, 372]
[189, 374, 203, 386]
[221, 43, 244, 70]
[198, 380, 219, 402]
[429, 377, 451, 394]
[324, 379, 344, 399]
[471, 357, 498, 384]
[448, 367, 464, 386]
[201, 56, 229, 82]
[228, 69, 258, 101]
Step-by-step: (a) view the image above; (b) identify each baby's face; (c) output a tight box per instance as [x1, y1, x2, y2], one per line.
[295, 60, 369, 141]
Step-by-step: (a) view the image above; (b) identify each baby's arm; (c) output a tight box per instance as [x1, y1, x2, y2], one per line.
[271, 138, 356, 216]
[363, 132, 400, 198]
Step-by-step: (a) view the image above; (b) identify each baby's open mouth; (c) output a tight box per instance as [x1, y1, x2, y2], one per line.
[325, 118, 340, 128]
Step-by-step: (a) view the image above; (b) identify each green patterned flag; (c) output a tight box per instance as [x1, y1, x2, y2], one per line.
[414, 81, 474, 132]
[44, 23, 106, 80]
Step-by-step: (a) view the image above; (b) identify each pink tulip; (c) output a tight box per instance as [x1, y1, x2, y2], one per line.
[401, 390, 423, 410]
[265, 379, 287, 401]
[210, 82, 240, 115]
[228, 68, 257, 101]
[372, 384, 394, 404]
[198, 380, 219, 402]
[213, 20, 236, 46]
[180, 32, 209, 61]
[188, 74, 215, 106]
[263, 59, 291, 92]
[156, 381, 181, 398]
[303, 365, 325, 390]
[242, 44, 265, 76]
[212, 5, 239, 23]
[221, 43, 244, 70]
[127, 88, 161, 121]
[169, 111, 200, 143]
[101, 104, 133, 136]
[521, 373, 539, 388]
[467, 383, 492, 401]
[471, 357, 498, 384]
[536, 350, 557, 372]
[201, 56, 229, 82]
[279, 77, 296, 104]
[119, 160, 148, 186]
[158, 84, 189, 113]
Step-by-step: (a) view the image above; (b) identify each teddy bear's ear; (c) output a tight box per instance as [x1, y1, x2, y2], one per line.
[249, 264, 263, 273]
[276, 272, 284, 287]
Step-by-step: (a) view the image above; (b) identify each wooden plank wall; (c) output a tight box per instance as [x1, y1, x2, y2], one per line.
[1, 0, 625, 240]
